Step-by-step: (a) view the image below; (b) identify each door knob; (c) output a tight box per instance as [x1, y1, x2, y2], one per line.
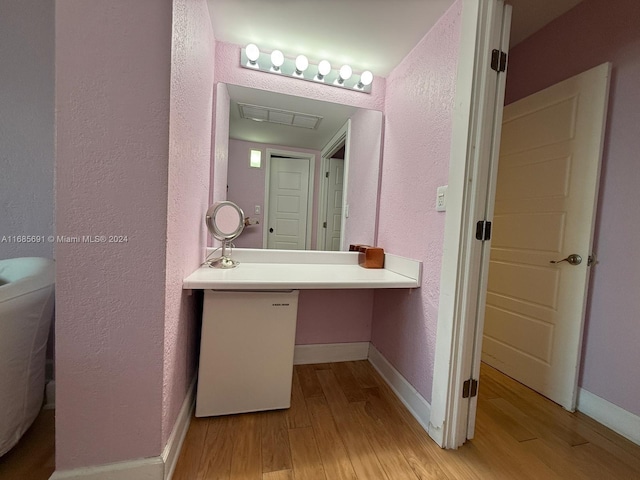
[550, 254, 582, 266]
[269, 228, 274, 233]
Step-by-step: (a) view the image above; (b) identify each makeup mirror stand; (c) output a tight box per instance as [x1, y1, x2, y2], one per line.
[205, 201, 245, 269]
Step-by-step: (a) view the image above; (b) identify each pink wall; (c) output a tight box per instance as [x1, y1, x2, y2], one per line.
[227, 139, 321, 249]
[344, 109, 383, 248]
[0, 0, 54, 260]
[214, 42, 386, 112]
[296, 290, 374, 345]
[505, 0, 640, 416]
[371, 0, 463, 402]
[163, 0, 215, 445]
[55, 0, 172, 468]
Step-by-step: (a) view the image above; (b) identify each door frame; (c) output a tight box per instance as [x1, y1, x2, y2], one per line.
[262, 149, 316, 249]
[317, 121, 351, 250]
[429, 0, 511, 449]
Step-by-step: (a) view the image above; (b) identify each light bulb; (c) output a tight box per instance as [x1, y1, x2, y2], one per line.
[295, 55, 309, 74]
[339, 64, 352, 81]
[271, 50, 284, 70]
[360, 70, 373, 86]
[246, 43, 260, 64]
[318, 60, 331, 76]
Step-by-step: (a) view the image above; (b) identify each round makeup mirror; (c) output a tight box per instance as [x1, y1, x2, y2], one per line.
[205, 201, 245, 268]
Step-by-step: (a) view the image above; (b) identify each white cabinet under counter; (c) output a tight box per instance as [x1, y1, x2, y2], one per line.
[183, 248, 422, 290]
[185, 248, 421, 418]
[196, 290, 299, 417]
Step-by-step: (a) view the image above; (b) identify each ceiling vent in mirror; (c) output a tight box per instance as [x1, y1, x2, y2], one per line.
[238, 103, 323, 130]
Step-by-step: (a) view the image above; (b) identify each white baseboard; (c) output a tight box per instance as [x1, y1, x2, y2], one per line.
[293, 342, 369, 365]
[577, 388, 640, 446]
[367, 344, 431, 433]
[49, 458, 164, 480]
[50, 379, 196, 480]
[162, 378, 195, 480]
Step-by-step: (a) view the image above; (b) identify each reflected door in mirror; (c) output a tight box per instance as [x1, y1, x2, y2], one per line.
[267, 156, 311, 249]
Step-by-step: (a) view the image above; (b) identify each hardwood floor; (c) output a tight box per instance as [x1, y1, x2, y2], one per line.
[0, 408, 55, 480]
[174, 361, 640, 480]
[5, 363, 639, 479]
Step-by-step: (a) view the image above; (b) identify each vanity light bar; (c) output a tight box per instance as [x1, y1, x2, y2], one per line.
[240, 45, 373, 94]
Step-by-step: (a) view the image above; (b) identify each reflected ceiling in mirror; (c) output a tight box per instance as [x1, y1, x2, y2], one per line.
[228, 85, 358, 150]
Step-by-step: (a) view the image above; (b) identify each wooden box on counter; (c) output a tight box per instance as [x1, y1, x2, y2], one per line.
[349, 244, 385, 269]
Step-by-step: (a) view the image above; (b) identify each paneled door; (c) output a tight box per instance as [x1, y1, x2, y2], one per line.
[482, 63, 611, 409]
[266, 155, 311, 250]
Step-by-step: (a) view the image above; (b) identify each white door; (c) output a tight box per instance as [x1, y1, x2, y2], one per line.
[324, 157, 344, 251]
[266, 156, 311, 250]
[482, 63, 611, 410]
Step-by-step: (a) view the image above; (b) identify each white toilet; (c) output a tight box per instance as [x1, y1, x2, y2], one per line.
[0, 257, 55, 456]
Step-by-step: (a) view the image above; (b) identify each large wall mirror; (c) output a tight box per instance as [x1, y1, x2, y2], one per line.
[217, 83, 383, 251]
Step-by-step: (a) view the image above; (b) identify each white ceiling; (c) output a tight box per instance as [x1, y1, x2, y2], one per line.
[208, 0, 455, 77]
[211, 0, 583, 150]
[208, 0, 583, 77]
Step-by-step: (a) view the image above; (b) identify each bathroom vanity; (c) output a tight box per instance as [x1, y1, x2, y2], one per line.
[183, 248, 422, 290]
[184, 248, 421, 417]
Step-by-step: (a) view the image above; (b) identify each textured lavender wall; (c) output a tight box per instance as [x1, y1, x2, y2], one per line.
[55, 0, 172, 468]
[296, 290, 374, 345]
[163, 0, 215, 445]
[371, 0, 463, 402]
[214, 42, 385, 112]
[0, 0, 54, 259]
[344, 109, 383, 248]
[505, 0, 640, 416]
[227, 139, 321, 249]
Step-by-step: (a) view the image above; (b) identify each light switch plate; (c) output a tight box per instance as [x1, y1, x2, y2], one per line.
[436, 185, 447, 212]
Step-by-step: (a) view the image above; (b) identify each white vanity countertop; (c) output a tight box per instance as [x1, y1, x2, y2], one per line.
[183, 248, 422, 290]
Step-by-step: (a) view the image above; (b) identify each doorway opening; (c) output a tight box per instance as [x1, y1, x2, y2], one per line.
[318, 139, 346, 251]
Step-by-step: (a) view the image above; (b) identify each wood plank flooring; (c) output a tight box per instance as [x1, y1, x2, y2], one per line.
[174, 361, 640, 480]
[4, 362, 640, 480]
[0, 408, 55, 480]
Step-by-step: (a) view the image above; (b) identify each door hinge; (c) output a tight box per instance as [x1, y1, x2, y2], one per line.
[323, 222, 327, 228]
[475, 220, 492, 241]
[462, 378, 479, 399]
[491, 49, 507, 73]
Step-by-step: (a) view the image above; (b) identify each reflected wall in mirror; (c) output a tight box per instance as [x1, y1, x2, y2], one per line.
[222, 84, 383, 251]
